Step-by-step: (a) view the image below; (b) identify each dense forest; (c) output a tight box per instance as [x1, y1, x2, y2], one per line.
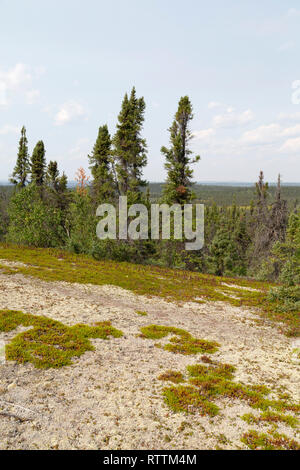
[0, 88, 299, 322]
[147, 183, 300, 208]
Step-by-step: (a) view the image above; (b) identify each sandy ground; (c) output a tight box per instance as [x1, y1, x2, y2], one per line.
[0, 263, 299, 450]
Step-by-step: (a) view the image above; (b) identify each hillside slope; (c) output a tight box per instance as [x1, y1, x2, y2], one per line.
[0, 248, 299, 450]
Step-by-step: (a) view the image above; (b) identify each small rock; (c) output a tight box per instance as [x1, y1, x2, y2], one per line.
[7, 382, 16, 390]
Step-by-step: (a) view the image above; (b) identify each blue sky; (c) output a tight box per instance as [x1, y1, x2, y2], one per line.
[0, 0, 300, 182]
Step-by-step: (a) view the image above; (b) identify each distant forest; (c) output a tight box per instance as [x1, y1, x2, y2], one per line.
[2, 183, 300, 209]
[147, 183, 300, 208]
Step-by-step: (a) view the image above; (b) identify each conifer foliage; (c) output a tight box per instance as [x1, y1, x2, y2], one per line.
[10, 126, 30, 188]
[112, 87, 147, 200]
[161, 96, 200, 205]
[88, 124, 115, 205]
[3, 90, 299, 323]
[31, 140, 46, 186]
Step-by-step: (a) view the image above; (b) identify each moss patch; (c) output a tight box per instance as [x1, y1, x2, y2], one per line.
[158, 370, 185, 384]
[0, 244, 298, 335]
[0, 309, 123, 368]
[241, 430, 300, 450]
[140, 324, 219, 355]
[241, 411, 299, 429]
[136, 310, 148, 316]
[163, 384, 219, 416]
[161, 360, 300, 419]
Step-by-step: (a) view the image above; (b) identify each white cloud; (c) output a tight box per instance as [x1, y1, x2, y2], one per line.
[0, 63, 31, 106]
[0, 63, 31, 90]
[212, 108, 254, 128]
[0, 82, 7, 106]
[192, 128, 215, 140]
[240, 124, 280, 145]
[54, 100, 87, 126]
[0, 124, 20, 135]
[279, 136, 300, 153]
[208, 101, 222, 109]
[280, 124, 300, 137]
[286, 8, 300, 18]
[0, 63, 43, 107]
[239, 122, 300, 147]
[277, 111, 300, 121]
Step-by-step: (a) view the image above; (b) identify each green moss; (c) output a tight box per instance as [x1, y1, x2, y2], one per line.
[0, 244, 297, 335]
[160, 360, 300, 419]
[241, 430, 300, 450]
[163, 385, 219, 416]
[216, 434, 231, 446]
[0, 309, 123, 368]
[241, 412, 299, 428]
[136, 310, 148, 316]
[140, 324, 219, 355]
[158, 370, 185, 383]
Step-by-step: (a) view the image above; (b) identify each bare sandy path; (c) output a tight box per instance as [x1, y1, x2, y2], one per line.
[0, 268, 299, 450]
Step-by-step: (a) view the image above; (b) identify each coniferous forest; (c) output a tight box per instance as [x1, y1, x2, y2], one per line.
[0, 89, 299, 322]
[1, 1, 300, 453]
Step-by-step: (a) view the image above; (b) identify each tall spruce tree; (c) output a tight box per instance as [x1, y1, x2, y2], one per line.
[88, 125, 115, 205]
[46, 161, 60, 191]
[10, 126, 30, 187]
[255, 170, 269, 221]
[45, 161, 69, 211]
[161, 96, 200, 205]
[269, 174, 288, 243]
[31, 140, 46, 186]
[112, 87, 147, 200]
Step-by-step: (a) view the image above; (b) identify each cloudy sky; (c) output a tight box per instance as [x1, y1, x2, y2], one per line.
[0, 0, 300, 182]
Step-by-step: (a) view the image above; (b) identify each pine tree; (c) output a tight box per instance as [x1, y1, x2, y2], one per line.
[112, 87, 147, 200]
[31, 140, 46, 186]
[10, 126, 30, 187]
[255, 170, 269, 221]
[161, 96, 200, 205]
[45, 161, 69, 212]
[269, 174, 288, 243]
[46, 161, 59, 191]
[88, 125, 115, 205]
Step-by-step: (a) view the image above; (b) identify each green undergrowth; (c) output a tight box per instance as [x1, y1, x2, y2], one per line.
[160, 359, 300, 421]
[158, 370, 185, 383]
[241, 411, 299, 428]
[139, 324, 219, 355]
[0, 244, 298, 336]
[136, 310, 148, 316]
[241, 429, 300, 450]
[0, 309, 123, 368]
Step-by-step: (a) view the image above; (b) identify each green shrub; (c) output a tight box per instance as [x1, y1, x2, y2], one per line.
[7, 184, 65, 247]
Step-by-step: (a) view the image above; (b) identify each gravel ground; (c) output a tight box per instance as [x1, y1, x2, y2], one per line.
[0, 265, 299, 450]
